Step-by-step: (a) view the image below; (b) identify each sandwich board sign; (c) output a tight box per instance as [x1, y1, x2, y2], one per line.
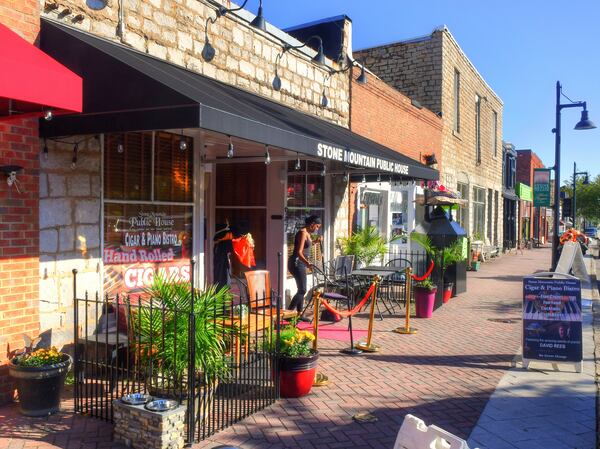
[522, 273, 582, 372]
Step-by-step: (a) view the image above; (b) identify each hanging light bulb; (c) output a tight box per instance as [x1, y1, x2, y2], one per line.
[377, 173, 381, 185]
[226, 135, 234, 158]
[42, 139, 49, 161]
[321, 91, 329, 108]
[71, 143, 78, 169]
[343, 172, 349, 183]
[362, 174, 366, 184]
[264, 145, 271, 165]
[117, 140, 124, 154]
[295, 153, 301, 171]
[321, 164, 326, 177]
[44, 108, 53, 121]
[179, 131, 188, 151]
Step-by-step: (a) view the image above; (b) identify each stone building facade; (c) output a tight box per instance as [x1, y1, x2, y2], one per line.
[356, 27, 504, 245]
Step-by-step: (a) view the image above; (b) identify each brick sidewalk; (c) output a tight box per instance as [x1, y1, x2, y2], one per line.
[0, 248, 550, 449]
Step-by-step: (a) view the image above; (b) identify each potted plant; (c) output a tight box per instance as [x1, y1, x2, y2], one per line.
[339, 225, 399, 267]
[273, 321, 317, 398]
[413, 278, 437, 318]
[9, 345, 72, 416]
[134, 276, 232, 417]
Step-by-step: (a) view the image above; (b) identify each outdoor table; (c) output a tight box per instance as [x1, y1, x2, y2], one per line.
[350, 266, 406, 316]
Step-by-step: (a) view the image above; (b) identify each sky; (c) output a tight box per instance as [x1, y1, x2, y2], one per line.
[256, 0, 600, 184]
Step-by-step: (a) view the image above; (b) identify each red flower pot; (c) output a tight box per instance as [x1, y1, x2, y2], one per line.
[278, 352, 319, 398]
[443, 282, 453, 304]
[414, 287, 437, 318]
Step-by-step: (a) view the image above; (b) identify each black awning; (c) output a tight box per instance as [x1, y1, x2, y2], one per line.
[39, 19, 438, 181]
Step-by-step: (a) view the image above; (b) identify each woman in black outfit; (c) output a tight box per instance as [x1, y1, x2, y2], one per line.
[288, 215, 321, 319]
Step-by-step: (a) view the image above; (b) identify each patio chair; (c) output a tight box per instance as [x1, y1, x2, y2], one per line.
[243, 270, 296, 320]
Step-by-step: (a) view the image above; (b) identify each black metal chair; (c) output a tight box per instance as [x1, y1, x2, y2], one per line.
[378, 258, 412, 315]
[303, 263, 353, 322]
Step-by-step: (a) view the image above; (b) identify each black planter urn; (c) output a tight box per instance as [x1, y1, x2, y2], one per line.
[9, 354, 72, 416]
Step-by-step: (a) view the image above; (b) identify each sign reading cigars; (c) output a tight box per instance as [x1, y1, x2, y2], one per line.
[522, 277, 582, 363]
[104, 206, 193, 296]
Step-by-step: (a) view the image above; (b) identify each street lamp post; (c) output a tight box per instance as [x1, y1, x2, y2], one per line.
[572, 162, 589, 231]
[551, 81, 596, 270]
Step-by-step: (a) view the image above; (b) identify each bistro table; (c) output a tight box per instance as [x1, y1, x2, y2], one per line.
[350, 266, 406, 317]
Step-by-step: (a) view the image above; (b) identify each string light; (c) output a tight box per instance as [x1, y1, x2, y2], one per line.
[264, 145, 271, 165]
[321, 164, 326, 177]
[226, 135, 234, 158]
[179, 130, 187, 151]
[343, 172, 349, 183]
[295, 153, 301, 170]
[362, 174, 366, 184]
[44, 109, 53, 121]
[117, 139, 124, 154]
[42, 139, 49, 161]
[71, 143, 78, 169]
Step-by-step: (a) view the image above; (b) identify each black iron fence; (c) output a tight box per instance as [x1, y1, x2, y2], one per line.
[72, 269, 280, 443]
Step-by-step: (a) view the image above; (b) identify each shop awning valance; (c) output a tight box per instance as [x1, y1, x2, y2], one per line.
[39, 19, 437, 181]
[0, 23, 82, 119]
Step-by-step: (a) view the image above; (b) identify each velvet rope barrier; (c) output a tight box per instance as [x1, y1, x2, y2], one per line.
[410, 260, 434, 281]
[319, 282, 377, 318]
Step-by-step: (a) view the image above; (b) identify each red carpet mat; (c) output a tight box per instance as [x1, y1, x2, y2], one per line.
[296, 321, 368, 342]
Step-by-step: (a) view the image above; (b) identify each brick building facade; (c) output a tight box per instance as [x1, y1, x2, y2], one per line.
[0, 0, 41, 403]
[356, 27, 504, 245]
[517, 149, 550, 243]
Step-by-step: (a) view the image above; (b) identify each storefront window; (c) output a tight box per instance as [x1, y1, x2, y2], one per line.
[473, 186, 486, 239]
[103, 131, 194, 296]
[456, 182, 469, 230]
[285, 161, 325, 265]
[390, 190, 408, 244]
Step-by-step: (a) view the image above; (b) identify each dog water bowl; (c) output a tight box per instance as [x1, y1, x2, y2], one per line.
[121, 393, 152, 405]
[144, 399, 178, 412]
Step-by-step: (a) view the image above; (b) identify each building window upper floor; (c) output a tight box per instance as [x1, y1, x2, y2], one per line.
[453, 69, 461, 133]
[475, 95, 482, 164]
[503, 150, 516, 190]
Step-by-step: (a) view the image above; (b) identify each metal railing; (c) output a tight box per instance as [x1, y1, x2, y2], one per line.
[72, 269, 281, 443]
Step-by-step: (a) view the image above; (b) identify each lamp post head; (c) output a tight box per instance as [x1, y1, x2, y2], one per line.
[574, 109, 597, 130]
[250, 2, 266, 31]
[311, 45, 327, 67]
[583, 174, 590, 185]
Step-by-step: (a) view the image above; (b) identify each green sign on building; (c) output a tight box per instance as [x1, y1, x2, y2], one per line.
[533, 168, 551, 207]
[517, 183, 532, 201]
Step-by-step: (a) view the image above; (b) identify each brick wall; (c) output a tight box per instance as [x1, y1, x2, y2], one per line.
[350, 66, 443, 172]
[0, 0, 41, 405]
[516, 149, 549, 241]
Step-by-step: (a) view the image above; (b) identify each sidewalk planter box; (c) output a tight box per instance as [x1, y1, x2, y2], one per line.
[9, 354, 72, 416]
[414, 287, 437, 318]
[278, 352, 319, 398]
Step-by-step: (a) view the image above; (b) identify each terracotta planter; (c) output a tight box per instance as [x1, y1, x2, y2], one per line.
[414, 287, 437, 318]
[442, 282, 454, 304]
[278, 351, 319, 398]
[9, 354, 72, 417]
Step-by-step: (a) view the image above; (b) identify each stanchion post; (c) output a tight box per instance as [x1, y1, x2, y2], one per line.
[393, 267, 417, 335]
[312, 291, 329, 386]
[355, 276, 381, 352]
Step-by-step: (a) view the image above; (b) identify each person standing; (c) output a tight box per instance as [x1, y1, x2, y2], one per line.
[288, 215, 321, 319]
[213, 223, 234, 291]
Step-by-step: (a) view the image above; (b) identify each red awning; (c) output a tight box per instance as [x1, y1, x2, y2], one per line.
[0, 22, 82, 120]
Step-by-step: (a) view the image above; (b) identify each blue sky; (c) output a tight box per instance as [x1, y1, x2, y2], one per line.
[259, 0, 600, 183]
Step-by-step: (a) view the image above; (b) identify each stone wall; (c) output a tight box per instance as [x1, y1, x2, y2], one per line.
[40, 0, 350, 126]
[355, 32, 443, 115]
[39, 137, 102, 341]
[0, 0, 40, 405]
[355, 27, 504, 245]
